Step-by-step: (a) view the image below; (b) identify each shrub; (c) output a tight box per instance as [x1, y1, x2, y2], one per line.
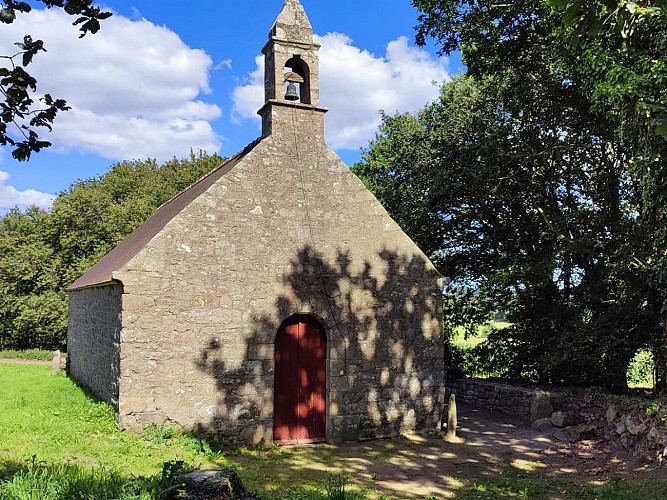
[627, 349, 655, 388]
[445, 342, 504, 380]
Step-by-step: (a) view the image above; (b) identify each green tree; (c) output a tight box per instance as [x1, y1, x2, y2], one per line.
[545, 0, 667, 392]
[547, 1, 666, 39]
[356, 74, 658, 391]
[1, 0, 111, 160]
[354, 0, 667, 391]
[0, 206, 64, 348]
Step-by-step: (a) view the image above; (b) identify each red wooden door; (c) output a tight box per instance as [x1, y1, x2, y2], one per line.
[274, 315, 326, 444]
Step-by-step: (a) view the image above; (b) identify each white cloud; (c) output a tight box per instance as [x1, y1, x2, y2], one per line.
[0, 9, 222, 161]
[0, 171, 56, 211]
[231, 55, 266, 125]
[231, 33, 448, 150]
[214, 59, 233, 71]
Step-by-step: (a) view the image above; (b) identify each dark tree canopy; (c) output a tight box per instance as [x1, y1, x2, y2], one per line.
[353, 0, 667, 392]
[0, 0, 111, 161]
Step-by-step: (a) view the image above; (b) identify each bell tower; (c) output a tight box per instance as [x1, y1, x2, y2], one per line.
[258, 0, 327, 139]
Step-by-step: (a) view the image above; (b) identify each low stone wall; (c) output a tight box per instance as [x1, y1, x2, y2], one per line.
[603, 404, 667, 461]
[453, 379, 534, 418]
[451, 378, 667, 463]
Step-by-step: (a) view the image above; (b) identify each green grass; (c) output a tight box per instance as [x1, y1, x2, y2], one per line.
[458, 471, 667, 499]
[0, 364, 225, 477]
[452, 321, 512, 343]
[0, 461, 186, 500]
[452, 320, 511, 351]
[1, 364, 665, 499]
[0, 349, 59, 361]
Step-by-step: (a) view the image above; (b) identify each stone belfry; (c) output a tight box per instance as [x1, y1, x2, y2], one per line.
[258, 0, 328, 139]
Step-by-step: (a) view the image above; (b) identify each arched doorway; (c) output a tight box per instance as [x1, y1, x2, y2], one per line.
[274, 315, 326, 444]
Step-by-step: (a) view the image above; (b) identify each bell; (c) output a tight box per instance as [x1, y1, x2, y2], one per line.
[285, 82, 299, 101]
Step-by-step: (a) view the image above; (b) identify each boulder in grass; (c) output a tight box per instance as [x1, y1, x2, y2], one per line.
[180, 469, 254, 499]
[52, 350, 62, 376]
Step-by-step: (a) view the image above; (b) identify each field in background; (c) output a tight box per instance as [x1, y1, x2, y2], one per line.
[0, 349, 58, 361]
[452, 321, 512, 347]
[452, 322, 655, 389]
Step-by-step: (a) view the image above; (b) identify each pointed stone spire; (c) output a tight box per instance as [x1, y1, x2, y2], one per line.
[270, 0, 313, 45]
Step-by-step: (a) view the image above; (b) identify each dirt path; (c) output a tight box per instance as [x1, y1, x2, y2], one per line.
[348, 405, 615, 498]
[0, 358, 50, 365]
[234, 403, 661, 498]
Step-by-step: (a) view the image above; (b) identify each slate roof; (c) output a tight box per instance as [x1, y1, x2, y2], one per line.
[67, 139, 261, 291]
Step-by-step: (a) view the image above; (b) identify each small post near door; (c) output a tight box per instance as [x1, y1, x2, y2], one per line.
[274, 315, 326, 444]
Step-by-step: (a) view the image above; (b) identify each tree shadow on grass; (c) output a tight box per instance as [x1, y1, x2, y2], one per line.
[0, 459, 25, 481]
[226, 403, 667, 499]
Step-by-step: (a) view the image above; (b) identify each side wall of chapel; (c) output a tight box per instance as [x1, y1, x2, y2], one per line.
[67, 284, 122, 409]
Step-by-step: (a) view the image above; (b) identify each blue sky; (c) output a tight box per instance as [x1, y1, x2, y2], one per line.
[0, 0, 462, 212]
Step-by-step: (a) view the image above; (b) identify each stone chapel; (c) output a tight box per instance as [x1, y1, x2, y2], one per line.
[67, 0, 445, 445]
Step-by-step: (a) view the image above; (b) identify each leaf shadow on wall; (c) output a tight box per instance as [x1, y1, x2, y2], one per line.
[193, 244, 444, 445]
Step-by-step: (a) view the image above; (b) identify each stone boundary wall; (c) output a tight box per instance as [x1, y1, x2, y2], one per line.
[67, 284, 122, 408]
[451, 378, 667, 462]
[453, 379, 534, 418]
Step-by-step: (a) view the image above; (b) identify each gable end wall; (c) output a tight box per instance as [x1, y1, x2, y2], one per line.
[112, 128, 444, 443]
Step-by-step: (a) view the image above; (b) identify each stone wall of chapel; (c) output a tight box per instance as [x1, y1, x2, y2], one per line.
[67, 284, 122, 409]
[114, 110, 443, 443]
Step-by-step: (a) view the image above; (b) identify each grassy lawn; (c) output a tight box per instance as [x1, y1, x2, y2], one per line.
[1, 364, 666, 499]
[451, 321, 511, 348]
[0, 364, 225, 477]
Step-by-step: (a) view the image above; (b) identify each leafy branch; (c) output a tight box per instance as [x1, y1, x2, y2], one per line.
[547, 0, 667, 136]
[0, 0, 111, 161]
[547, 0, 665, 39]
